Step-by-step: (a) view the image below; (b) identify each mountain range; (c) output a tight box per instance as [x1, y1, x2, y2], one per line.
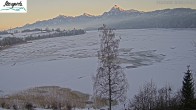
[16, 5, 196, 30]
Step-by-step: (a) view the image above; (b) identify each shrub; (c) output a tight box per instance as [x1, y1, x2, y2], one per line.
[25, 103, 33, 110]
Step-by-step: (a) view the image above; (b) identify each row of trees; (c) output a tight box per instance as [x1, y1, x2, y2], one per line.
[21, 28, 64, 33]
[21, 28, 42, 33]
[0, 27, 82, 35]
[0, 31, 9, 35]
[25, 29, 85, 41]
[0, 37, 25, 48]
[0, 29, 85, 50]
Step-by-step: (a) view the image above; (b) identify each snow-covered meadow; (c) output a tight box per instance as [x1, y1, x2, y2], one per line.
[0, 29, 196, 100]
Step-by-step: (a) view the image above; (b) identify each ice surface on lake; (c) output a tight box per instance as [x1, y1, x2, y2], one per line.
[0, 29, 196, 102]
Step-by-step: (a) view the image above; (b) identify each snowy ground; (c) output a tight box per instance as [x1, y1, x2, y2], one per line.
[0, 29, 196, 105]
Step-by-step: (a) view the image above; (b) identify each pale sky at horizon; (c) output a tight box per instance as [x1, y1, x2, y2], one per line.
[0, 0, 196, 30]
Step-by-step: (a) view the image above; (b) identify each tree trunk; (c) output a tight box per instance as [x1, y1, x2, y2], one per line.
[109, 67, 112, 110]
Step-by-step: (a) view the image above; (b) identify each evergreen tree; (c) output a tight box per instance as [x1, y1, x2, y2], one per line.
[181, 65, 195, 110]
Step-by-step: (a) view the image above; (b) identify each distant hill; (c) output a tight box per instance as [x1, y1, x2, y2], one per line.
[15, 5, 196, 30]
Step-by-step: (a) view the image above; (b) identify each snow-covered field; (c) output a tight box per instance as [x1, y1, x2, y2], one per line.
[0, 29, 196, 100]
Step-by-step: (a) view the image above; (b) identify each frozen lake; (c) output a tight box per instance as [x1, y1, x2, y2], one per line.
[0, 29, 196, 99]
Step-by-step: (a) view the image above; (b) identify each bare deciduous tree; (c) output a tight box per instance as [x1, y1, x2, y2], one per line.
[129, 81, 182, 110]
[94, 25, 128, 110]
[129, 81, 157, 110]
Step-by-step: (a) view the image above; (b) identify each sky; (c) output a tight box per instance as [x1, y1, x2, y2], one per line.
[0, 0, 196, 30]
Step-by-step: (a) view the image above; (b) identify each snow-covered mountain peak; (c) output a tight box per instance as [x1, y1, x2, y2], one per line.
[55, 15, 67, 19]
[110, 5, 125, 12]
[102, 5, 142, 16]
[82, 13, 94, 17]
[102, 5, 127, 16]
